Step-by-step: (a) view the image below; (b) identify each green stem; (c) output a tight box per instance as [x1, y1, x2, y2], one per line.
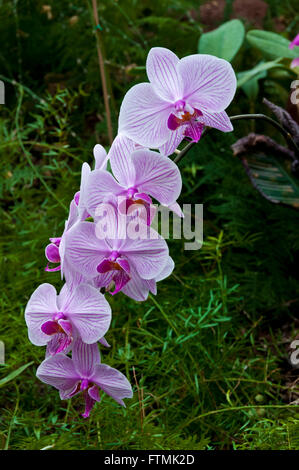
[174, 113, 299, 165]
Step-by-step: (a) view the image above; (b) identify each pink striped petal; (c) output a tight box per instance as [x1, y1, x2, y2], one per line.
[155, 256, 174, 282]
[25, 283, 58, 346]
[131, 149, 182, 206]
[66, 222, 110, 279]
[36, 354, 79, 392]
[119, 83, 172, 148]
[159, 127, 184, 156]
[109, 135, 137, 187]
[91, 364, 133, 407]
[146, 47, 183, 102]
[72, 339, 101, 378]
[66, 284, 111, 344]
[93, 144, 108, 170]
[85, 170, 123, 217]
[121, 228, 169, 280]
[201, 110, 233, 132]
[179, 54, 237, 112]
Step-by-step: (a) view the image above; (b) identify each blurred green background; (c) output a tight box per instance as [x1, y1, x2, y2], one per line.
[0, 0, 299, 450]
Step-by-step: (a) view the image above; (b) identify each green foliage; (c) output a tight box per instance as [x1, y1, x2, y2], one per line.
[237, 59, 283, 88]
[0, 363, 33, 388]
[246, 30, 299, 60]
[198, 19, 245, 62]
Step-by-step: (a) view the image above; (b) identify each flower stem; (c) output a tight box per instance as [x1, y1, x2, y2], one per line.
[91, 0, 113, 144]
[230, 114, 299, 159]
[174, 113, 299, 164]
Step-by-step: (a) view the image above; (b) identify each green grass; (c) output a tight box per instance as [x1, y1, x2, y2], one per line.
[0, 0, 299, 450]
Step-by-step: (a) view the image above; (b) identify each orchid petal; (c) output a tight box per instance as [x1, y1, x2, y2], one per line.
[72, 339, 101, 378]
[109, 135, 137, 187]
[166, 201, 184, 218]
[179, 54, 237, 112]
[37, 353, 79, 392]
[85, 170, 123, 217]
[45, 243, 60, 263]
[121, 268, 152, 301]
[121, 228, 169, 279]
[99, 336, 110, 348]
[155, 256, 174, 281]
[78, 163, 91, 219]
[25, 283, 58, 346]
[131, 149, 182, 205]
[66, 222, 110, 279]
[47, 333, 73, 356]
[184, 121, 204, 142]
[146, 47, 183, 102]
[91, 364, 133, 407]
[119, 83, 172, 148]
[66, 284, 111, 344]
[93, 144, 108, 170]
[159, 127, 184, 157]
[82, 385, 100, 418]
[110, 268, 131, 295]
[201, 110, 233, 132]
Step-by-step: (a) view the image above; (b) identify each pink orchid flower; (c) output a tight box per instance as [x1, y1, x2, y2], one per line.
[25, 282, 111, 355]
[65, 213, 169, 296]
[118, 47, 237, 156]
[36, 339, 132, 418]
[85, 134, 182, 224]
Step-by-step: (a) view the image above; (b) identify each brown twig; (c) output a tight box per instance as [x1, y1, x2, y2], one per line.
[91, 0, 113, 144]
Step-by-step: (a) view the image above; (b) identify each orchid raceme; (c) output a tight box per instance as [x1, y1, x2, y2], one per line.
[25, 45, 241, 419]
[37, 339, 133, 418]
[85, 134, 182, 224]
[118, 47, 237, 156]
[25, 282, 111, 354]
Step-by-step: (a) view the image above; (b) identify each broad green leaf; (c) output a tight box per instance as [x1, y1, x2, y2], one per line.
[237, 59, 283, 88]
[246, 30, 299, 59]
[198, 19, 245, 62]
[0, 361, 34, 388]
[241, 153, 299, 208]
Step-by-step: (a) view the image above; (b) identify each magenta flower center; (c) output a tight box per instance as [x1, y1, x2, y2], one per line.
[167, 102, 204, 143]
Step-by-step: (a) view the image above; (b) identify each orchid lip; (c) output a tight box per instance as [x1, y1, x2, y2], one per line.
[80, 378, 89, 391]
